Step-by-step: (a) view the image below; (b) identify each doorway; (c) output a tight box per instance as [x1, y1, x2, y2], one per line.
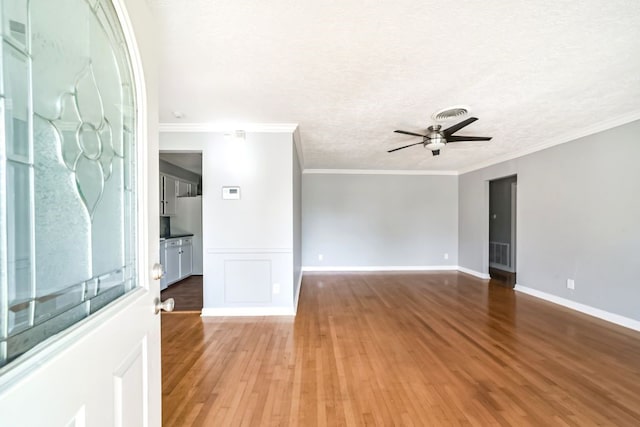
[159, 152, 204, 311]
[489, 175, 517, 287]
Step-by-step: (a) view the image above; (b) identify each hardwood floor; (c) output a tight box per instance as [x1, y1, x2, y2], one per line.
[489, 267, 516, 288]
[161, 275, 203, 311]
[161, 272, 640, 426]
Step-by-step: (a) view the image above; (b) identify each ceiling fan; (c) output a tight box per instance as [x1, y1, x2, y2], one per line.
[390, 117, 492, 156]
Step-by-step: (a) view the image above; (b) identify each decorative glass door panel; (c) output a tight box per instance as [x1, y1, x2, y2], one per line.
[0, 0, 137, 367]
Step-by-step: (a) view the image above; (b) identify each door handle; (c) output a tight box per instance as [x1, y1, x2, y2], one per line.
[155, 297, 175, 314]
[151, 263, 164, 280]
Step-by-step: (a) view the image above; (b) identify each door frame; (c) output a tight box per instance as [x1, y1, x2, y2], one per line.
[485, 174, 518, 280]
[158, 149, 204, 309]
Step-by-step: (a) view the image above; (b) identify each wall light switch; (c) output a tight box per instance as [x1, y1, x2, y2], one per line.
[567, 279, 575, 290]
[318, 254, 323, 261]
[444, 253, 449, 260]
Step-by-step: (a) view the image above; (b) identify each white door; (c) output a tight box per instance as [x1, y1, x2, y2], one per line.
[0, 0, 163, 426]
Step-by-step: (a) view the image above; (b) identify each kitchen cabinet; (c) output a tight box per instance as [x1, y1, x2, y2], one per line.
[180, 237, 193, 277]
[177, 180, 192, 197]
[160, 174, 197, 214]
[160, 236, 193, 288]
[160, 175, 177, 216]
[160, 244, 167, 290]
[164, 240, 181, 284]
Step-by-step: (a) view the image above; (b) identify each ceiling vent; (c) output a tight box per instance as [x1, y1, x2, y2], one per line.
[432, 106, 470, 122]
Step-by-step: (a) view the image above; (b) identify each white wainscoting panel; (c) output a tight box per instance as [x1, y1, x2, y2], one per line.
[224, 260, 272, 304]
[203, 250, 294, 314]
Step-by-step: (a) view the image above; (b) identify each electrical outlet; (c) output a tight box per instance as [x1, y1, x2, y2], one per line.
[318, 254, 323, 261]
[273, 283, 281, 294]
[567, 279, 575, 290]
[444, 253, 449, 260]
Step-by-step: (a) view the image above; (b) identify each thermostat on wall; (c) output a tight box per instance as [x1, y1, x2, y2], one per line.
[222, 186, 241, 200]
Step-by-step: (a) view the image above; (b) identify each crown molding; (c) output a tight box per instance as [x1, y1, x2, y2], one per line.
[457, 111, 640, 175]
[158, 111, 640, 176]
[303, 168, 458, 176]
[159, 122, 298, 133]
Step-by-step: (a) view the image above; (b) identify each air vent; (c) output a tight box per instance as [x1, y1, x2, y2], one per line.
[432, 106, 470, 122]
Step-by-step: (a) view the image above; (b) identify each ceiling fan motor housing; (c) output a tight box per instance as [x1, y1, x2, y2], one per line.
[425, 125, 446, 151]
[390, 117, 491, 155]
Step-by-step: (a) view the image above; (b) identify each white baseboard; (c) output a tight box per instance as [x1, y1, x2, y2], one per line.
[514, 284, 640, 332]
[457, 266, 491, 280]
[294, 272, 303, 314]
[301, 265, 491, 280]
[201, 306, 295, 317]
[302, 265, 458, 272]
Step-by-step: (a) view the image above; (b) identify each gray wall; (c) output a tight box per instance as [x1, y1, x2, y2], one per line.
[459, 119, 640, 321]
[292, 147, 302, 304]
[303, 174, 458, 267]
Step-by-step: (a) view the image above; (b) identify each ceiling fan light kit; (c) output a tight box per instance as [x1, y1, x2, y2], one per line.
[426, 125, 446, 153]
[390, 117, 492, 156]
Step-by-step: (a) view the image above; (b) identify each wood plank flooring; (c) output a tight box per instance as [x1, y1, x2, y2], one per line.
[161, 275, 203, 311]
[161, 272, 640, 426]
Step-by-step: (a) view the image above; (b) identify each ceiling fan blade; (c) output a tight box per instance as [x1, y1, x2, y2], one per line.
[443, 117, 478, 136]
[446, 135, 492, 142]
[431, 149, 440, 156]
[388, 142, 423, 153]
[394, 130, 426, 137]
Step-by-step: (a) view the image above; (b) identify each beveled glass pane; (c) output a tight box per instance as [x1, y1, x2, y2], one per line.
[2, 1, 28, 48]
[75, 66, 104, 127]
[6, 161, 32, 307]
[30, 0, 89, 119]
[33, 116, 91, 294]
[6, 303, 89, 362]
[33, 282, 84, 325]
[89, 283, 124, 314]
[91, 156, 123, 275]
[7, 300, 31, 336]
[0, 0, 138, 367]
[2, 41, 29, 160]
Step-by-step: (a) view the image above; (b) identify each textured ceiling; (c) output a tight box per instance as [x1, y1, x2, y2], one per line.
[148, 0, 640, 172]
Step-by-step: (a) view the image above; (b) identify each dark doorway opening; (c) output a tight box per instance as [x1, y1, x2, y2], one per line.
[489, 175, 517, 287]
[159, 151, 204, 312]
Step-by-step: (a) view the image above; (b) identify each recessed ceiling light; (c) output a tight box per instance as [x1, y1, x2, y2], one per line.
[432, 106, 470, 122]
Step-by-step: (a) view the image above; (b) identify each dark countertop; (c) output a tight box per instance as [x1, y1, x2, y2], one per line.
[160, 233, 194, 241]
